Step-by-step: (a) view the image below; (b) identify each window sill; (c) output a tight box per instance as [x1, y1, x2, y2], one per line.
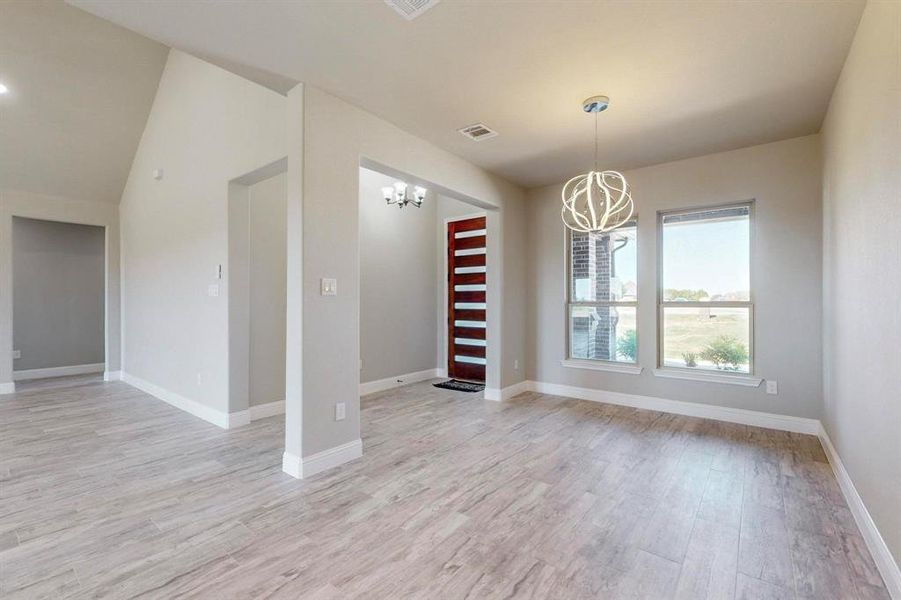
[561, 359, 643, 375]
[652, 368, 762, 387]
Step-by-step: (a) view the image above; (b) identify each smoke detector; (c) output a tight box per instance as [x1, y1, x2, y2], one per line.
[458, 123, 499, 141]
[384, 0, 440, 21]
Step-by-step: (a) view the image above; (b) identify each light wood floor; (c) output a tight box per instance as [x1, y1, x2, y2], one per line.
[0, 378, 889, 599]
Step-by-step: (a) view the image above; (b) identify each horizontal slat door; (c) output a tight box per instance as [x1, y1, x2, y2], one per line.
[448, 216, 487, 383]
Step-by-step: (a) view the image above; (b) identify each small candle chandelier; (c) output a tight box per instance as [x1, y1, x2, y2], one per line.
[382, 181, 427, 209]
[561, 95, 634, 233]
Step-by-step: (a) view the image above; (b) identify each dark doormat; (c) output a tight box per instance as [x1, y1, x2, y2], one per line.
[433, 379, 485, 393]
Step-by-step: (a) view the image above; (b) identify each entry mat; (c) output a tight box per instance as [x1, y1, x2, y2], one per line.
[433, 379, 485, 393]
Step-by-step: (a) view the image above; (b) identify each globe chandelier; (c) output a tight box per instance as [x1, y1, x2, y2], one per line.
[561, 95, 634, 233]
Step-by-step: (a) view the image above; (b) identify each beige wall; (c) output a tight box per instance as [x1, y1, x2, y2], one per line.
[286, 84, 527, 461]
[0, 189, 120, 390]
[119, 49, 286, 414]
[13, 217, 105, 371]
[822, 0, 901, 566]
[359, 167, 439, 383]
[526, 135, 823, 418]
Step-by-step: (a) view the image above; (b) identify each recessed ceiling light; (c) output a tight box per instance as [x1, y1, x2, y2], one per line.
[0, 83, 9, 95]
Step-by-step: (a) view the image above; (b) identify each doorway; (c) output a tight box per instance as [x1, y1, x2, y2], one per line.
[446, 215, 486, 383]
[227, 158, 288, 420]
[11, 217, 106, 386]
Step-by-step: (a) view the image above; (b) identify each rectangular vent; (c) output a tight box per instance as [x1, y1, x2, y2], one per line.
[458, 123, 499, 141]
[384, 0, 440, 21]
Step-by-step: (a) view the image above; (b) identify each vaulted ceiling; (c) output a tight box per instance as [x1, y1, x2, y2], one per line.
[0, 1, 168, 204]
[69, 0, 864, 188]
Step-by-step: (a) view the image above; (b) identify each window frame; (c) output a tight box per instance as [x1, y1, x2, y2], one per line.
[564, 219, 639, 366]
[656, 201, 755, 376]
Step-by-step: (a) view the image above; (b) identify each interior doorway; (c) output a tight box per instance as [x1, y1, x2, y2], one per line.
[11, 217, 106, 386]
[227, 158, 288, 420]
[446, 216, 487, 383]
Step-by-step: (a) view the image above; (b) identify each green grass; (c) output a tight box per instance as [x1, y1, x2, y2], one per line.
[662, 308, 749, 368]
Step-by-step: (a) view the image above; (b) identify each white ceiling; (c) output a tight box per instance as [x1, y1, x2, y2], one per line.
[69, 1, 863, 189]
[0, 1, 168, 204]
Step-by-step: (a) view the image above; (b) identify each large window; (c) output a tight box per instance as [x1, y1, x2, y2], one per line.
[567, 222, 637, 363]
[659, 204, 752, 373]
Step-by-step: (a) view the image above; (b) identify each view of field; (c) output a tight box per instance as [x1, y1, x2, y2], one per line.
[570, 306, 750, 371]
[662, 307, 750, 372]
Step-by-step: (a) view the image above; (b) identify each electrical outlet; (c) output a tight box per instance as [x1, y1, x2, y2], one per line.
[207, 284, 220, 297]
[197, 372, 203, 385]
[12, 350, 21, 359]
[335, 402, 346, 421]
[766, 380, 778, 395]
[514, 359, 519, 370]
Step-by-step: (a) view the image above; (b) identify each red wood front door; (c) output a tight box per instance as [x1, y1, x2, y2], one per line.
[447, 216, 486, 382]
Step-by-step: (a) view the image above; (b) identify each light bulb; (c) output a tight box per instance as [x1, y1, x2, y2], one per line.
[393, 181, 407, 204]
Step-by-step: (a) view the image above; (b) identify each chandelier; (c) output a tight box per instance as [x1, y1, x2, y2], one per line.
[561, 96, 634, 233]
[382, 181, 426, 209]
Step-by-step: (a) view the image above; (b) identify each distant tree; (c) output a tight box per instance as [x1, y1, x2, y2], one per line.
[665, 288, 709, 301]
[700, 336, 748, 370]
[617, 329, 637, 361]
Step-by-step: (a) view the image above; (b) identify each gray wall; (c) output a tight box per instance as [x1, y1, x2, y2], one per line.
[822, 0, 901, 565]
[249, 172, 287, 406]
[526, 135, 823, 418]
[359, 167, 439, 383]
[119, 49, 286, 413]
[285, 84, 527, 460]
[12, 217, 105, 371]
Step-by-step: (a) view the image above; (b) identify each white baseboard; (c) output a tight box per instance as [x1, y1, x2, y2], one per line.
[103, 370, 122, 382]
[819, 426, 901, 598]
[522, 380, 820, 435]
[226, 410, 251, 428]
[360, 368, 441, 396]
[122, 372, 247, 430]
[282, 438, 362, 479]
[250, 400, 285, 421]
[13, 363, 105, 381]
[484, 379, 531, 402]
[0, 381, 15, 395]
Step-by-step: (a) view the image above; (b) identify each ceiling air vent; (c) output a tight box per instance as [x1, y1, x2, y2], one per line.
[458, 123, 499, 142]
[384, 0, 440, 21]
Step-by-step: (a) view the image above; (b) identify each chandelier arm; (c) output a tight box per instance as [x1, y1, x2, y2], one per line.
[585, 174, 600, 230]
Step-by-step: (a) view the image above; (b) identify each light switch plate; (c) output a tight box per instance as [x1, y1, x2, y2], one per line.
[321, 278, 337, 296]
[335, 402, 346, 421]
[766, 380, 778, 395]
[12, 350, 21, 359]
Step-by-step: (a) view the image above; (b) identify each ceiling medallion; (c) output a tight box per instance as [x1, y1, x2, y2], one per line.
[561, 95, 634, 233]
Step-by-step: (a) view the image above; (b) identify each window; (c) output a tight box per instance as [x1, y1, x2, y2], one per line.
[659, 204, 752, 374]
[567, 222, 637, 363]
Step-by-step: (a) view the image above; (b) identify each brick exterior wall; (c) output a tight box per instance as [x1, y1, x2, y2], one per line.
[571, 231, 617, 360]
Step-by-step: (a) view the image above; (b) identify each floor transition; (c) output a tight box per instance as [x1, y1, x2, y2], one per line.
[0, 378, 889, 599]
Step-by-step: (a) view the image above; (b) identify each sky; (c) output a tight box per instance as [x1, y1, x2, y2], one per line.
[661, 218, 749, 296]
[605, 218, 749, 297]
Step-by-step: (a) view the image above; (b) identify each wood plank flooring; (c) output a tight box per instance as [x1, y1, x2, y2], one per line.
[0, 378, 889, 599]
